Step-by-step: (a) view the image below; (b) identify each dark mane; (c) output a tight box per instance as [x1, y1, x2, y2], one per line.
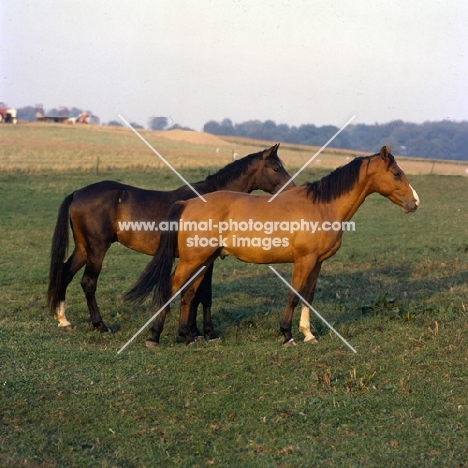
[305, 157, 365, 203]
[202, 149, 276, 190]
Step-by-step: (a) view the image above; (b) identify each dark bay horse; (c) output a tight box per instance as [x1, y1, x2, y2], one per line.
[125, 146, 419, 346]
[47, 144, 295, 333]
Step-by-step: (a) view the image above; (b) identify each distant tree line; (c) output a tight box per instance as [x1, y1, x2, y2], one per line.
[13, 103, 468, 160]
[203, 118, 468, 161]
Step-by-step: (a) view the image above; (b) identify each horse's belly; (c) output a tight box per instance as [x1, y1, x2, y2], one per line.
[224, 237, 294, 264]
[116, 230, 161, 255]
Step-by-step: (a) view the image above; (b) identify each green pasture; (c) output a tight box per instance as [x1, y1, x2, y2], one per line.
[1, 140, 468, 466]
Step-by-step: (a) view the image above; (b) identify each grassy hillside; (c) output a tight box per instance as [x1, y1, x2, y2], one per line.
[1, 122, 468, 176]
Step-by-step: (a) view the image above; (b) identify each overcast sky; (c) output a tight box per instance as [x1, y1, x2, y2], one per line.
[2, 1, 467, 130]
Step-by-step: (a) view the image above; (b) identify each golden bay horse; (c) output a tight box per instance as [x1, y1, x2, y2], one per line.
[47, 144, 295, 333]
[125, 146, 419, 346]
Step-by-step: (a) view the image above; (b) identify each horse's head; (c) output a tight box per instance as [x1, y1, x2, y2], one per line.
[370, 146, 419, 213]
[255, 144, 296, 194]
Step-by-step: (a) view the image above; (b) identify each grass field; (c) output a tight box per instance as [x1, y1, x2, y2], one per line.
[1, 124, 467, 467]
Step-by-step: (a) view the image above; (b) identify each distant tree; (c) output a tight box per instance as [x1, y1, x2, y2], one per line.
[69, 107, 84, 117]
[203, 120, 221, 134]
[130, 122, 144, 129]
[220, 118, 236, 136]
[277, 123, 290, 142]
[17, 106, 37, 121]
[107, 120, 123, 127]
[235, 120, 263, 139]
[148, 116, 168, 130]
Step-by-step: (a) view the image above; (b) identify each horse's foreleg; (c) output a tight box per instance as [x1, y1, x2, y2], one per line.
[280, 259, 322, 346]
[299, 275, 321, 343]
[280, 295, 300, 346]
[299, 304, 318, 343]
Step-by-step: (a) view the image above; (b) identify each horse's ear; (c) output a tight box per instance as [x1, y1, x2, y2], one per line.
[263, 143, 280, 160]
[380, 145, 391, 161]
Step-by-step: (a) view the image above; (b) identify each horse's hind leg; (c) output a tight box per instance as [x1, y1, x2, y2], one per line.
[55, 249, 87, 328]
[184, 263, 219, 342]
[146, 307, 169, 347]
[174, 261, 215, 345]
[80, 245, 112, 334]
[146, 272, 208, 347]
[146, 278, 203, 348]
[179, 275, 209, 345]
[199, 263, 220, 341]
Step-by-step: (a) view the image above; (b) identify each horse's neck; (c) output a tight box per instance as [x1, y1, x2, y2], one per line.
[171, 183, 206, 199]
[171, 176, 252, 199]
[204, 171, 254, 193]
[219, 176, 253, 193]
[328, 180, 372, 222]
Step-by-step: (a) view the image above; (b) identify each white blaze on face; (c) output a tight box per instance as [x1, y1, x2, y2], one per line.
[410, 185, 420, 206]
[396, 162, 420, 207]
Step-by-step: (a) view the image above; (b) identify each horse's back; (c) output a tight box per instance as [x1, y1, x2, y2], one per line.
[70, 181, 191, 250]
[183, 189, 304, 220]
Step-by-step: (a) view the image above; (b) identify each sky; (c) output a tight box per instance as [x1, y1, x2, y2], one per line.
[2, 0, 468, 130]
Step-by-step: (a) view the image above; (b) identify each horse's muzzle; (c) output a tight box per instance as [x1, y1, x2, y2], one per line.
[402, 197, 419, 213]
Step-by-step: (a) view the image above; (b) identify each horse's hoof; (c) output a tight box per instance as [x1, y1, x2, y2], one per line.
[207, 336, 222, 343]
[96, 324, 112, 335]
[283, 338, 297, 347]
[145, 340, 160, 348]
[304, 336, 318, 344]
[187, 336, 204, 346]
[206, 332, 220, 341]
[58, 322, 72, 329]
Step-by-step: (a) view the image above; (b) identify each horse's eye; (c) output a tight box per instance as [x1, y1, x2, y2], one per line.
[273, 167, 279, 172]
[393, 172, 401, 178]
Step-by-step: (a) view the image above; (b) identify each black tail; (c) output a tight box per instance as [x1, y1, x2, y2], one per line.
[47, 193, 74, 315]
[124, 201, 187, 308]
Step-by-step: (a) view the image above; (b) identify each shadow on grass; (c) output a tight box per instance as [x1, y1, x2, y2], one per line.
[194, 262, 468, 340]
[79, 258, 467, 345]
